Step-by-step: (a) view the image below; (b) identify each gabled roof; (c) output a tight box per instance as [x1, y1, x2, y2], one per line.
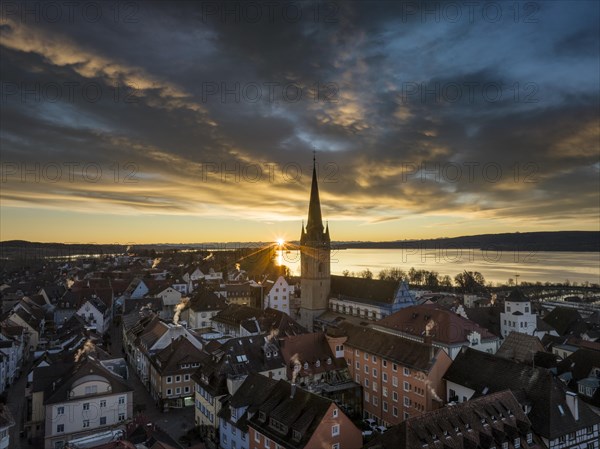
[496, 332, 546, 363]
[330, 275, 400, 305]
[192, 334, 286, 397]
[247, 379, 336, 449]
[375, 304, 497, 345]
[444, 347, 600, 439]
[557, 348, 600, 381]
[542, 307, 583, 336]
[279, 332, 345, 376]
[365, 390, 540, 449]
[188, 290, 224, 312]
[464, 305, 503, 337]
[336, 322, 441, 372]
[152, 336, 206, 375]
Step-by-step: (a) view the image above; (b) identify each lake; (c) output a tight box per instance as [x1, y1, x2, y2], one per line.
[276, 248, 600, 285]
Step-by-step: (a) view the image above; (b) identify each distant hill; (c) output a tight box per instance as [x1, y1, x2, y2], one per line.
[337, 231, 600, 252]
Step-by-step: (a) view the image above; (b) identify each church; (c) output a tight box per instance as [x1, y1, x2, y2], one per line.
[298, 157, 331, 331]
[298, 158, 415, 332]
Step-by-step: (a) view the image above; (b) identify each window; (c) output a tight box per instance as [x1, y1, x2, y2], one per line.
[118, 413, 125, 422]
[185, 386, 190, 393]
[403, 381, 410, 391]
[393, 407, 398, 417]
[365, 379, 369, 388]
[382, 360, 387, 368]
[176, 375, 181, 382]
[364, 353, 368, 360]
[373, 396, 378, 406]
[403, 368, 410, 376]
[392, 376, 398, 387]
[355, 350, 359, 356]
[365, 366, 369, 374]
[83, 419, 90, 428]
[373, 382, 378, 392]
[393, 392, 398, 402]
[167, 388, 172, 395]
[332, 424, 340, 436]
[57, 406, 64, 415]
[100, 417, 106, 425]
[57, 424, 64, 433]
[373, 368, 378, 378]
[118, 396, 125, 404]
[404, 397, 411, 407]
[333, 409, 338, 418]
[514, 438, 521, 448]
[355, 374, 360, 382]
[265, 438, 271, 448]
[383, 387, 388, 397]
[365, 391, 370, 402]
[184, 374, 190, 381]
[83, 403, 90, 411]
[85, 385, 98, 395]
[255, 432, 260, 443]
[176, 387, 181, 394]
[392, 363, 398, 372]
[167, 376, 172, 384]
[332, 444, 340, 449]
[372, 355, 377, 363]
[100, 400, 106, 407]
[383, 401, 388, 412]
[526, 433, 533, 444]
[356, 361, 360, 369]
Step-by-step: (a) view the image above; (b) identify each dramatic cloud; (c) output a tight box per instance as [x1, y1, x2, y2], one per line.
[0, 0, 598, 242]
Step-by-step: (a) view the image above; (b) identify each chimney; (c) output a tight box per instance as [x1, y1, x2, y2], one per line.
[565, 391, 579, 421]
[424, 335, 435, 360]
[290, 383, 297, 399]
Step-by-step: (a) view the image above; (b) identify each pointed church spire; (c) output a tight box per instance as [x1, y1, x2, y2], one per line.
[301, 152, 330, 245]
[306, 157, 324, 235]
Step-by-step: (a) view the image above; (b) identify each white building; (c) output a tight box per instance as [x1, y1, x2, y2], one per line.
[76, 296, 111, 334]
[263, 276, 293, 316]
[37, 357, 133, 449]
[500, 290, 539, 338]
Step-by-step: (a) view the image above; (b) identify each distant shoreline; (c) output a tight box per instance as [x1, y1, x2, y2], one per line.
[1, 231, 598, 254]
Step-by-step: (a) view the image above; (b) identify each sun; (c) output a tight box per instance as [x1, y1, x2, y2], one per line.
[276, 238, 285, 246]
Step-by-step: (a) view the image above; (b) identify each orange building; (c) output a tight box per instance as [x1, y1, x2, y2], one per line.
[328, 322, 452, 427]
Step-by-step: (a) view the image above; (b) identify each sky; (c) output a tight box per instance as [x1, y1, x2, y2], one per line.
[1, 1, 599, 244]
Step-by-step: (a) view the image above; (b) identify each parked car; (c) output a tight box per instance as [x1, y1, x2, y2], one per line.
[375, 425, 387, 433]
[362, 430, 373, 437]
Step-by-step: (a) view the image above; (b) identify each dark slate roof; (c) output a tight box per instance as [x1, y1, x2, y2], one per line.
[464, 306, 503, 337]
[542, 307, 583, 336]
[0, 404, 16, 429]
[557, 348, 600, 381]
[247, 379, 336, 449]
[496, 332, 546, 363]
[278, 332, 346, 377]
[375, 305, 497, 345]
[444, 347, 600, 439]
[188, 289, 224, 312]
[218, 373, 279, 431]
[505, 289, 530, 303]
[43, 356, 132, 404]
[192, 334, 286, 397]
[152, 336, 205, 375]
[365, 390, 541, 449]
[330, 275, 398, 304]
[213, 305, 306, 336]
[336, 322, 440, 372]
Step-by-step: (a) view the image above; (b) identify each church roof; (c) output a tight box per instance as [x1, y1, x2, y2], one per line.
[301, 157, 330, 246]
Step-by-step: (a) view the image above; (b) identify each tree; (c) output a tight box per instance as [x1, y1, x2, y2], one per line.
[359, 268, 373, 279]
[378, 267, 407, 282]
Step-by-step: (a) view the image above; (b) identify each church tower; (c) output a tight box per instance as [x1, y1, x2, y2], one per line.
[299, 156, 331, 331]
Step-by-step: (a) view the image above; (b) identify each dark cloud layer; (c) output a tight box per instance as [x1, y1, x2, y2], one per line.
[0, 0, 598, 235]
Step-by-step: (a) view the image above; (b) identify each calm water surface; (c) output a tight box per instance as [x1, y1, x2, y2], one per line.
[277, 249, 600, 285]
